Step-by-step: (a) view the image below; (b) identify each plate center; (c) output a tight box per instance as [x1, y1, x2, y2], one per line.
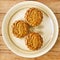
[9, 7, 54, 51]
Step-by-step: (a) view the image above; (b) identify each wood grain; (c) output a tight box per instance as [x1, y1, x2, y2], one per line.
[0, 35, 60, 60]
[0, 0, 60, 60]
[0, 0, 60, 13]
[0, 13, 60, 35]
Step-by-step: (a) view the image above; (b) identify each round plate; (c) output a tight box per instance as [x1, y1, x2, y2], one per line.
[2, 1, 58, 58]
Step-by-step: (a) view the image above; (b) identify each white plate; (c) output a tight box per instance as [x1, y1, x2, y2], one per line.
[2, 1, 58, 58]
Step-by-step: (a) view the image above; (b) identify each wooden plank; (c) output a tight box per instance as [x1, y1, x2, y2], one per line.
[0, 13, 60, 36]
[0, 13, 5, 36]
[0, 13, 60, 59]
[0, 0, 60, 59]
[0, 36, 60, 52]
[0, 34, 60, 60]
[55, 14, 60, 37]
[0, 0, 24, 13]
[0, 13, 59, 36]
[37, 0, 60, 13]
[55, 13, 60, 28]
[0, 0, 60, 13]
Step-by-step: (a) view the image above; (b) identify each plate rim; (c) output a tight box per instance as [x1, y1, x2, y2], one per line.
[2, 1, 59, 58]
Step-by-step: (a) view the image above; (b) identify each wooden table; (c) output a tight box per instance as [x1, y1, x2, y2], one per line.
[0, 0, 60, 60]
